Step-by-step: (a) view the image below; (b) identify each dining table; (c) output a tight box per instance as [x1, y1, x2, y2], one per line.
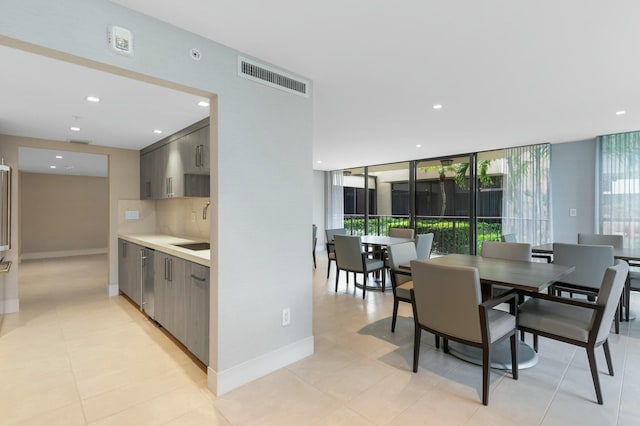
[399, 253, 575, 370]
[532, 243, 640, 321]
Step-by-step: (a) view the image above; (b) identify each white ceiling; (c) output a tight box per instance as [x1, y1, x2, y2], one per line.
[0, 44, 209, 175]
[3, 2, 640, 174]
[18, 147, 108, 177]
[111, 0, 640, 171]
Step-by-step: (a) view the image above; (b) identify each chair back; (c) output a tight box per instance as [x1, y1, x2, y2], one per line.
[414, 233, 434, 260]
[410, 260, 483, 343]
[482, 241, 531, 262]
[501, 234, 517, 243]
[595, 260, 629, 342]
[389, 227, 415, 239]
[312, 224, 318, 250]
[578, 233, 623, 249]
[553, 243, 614, 290]
[388, 242, 417, 285]
[334, 234, 364, 272]
[325, 228, 346, 253]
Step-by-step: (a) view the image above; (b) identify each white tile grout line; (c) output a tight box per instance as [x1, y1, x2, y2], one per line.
[538, 345, 577, 425]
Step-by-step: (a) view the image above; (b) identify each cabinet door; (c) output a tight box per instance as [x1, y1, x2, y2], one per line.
[196, 125, 210, 172]
[118, 239, 130, 297]
[140, 152, 153, 200]
[119, 240, 142, 305]
[186, 263, 210, 364]
[153, 253, 187, 342]
[165, 142, 184, 198]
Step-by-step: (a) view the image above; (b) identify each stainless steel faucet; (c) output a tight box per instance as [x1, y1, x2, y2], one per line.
[202, 201, 211, 220]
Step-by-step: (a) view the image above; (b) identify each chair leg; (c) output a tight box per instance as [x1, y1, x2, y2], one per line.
[586, 346, 604, 404]
[391, 299, 399, 332]
[443, 338, 449, 354]
[362, 274, 367, 299]
[510, 334, 519, 380]
[614, 303, 620, 334]
[520, 330, 525, 342]
[413, 327, 421, 372]
[435, 335, 440, 349]
[603, 340, 614, 376]
[313, 251, 316, 269]
[625, 277, 631, 322]
[533, 334, 538, 352]
[334, 269, 340, 292]
[327, 259, 332, 279]
[482, 345, 490, 406]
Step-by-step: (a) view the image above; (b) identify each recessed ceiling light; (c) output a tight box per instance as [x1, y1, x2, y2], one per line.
[55, 155, 63, 159]
[153, 129, 163, 134]
[197, 100, 210, 107]
[416, 144, 422, 148]
[616, 110, 626, 115]
[70, 126, 80, 132]
[316, 160, 322, 164]
[86, 96, 101, 103]
[433, 104, 443, 110]
[50, 165, 56, 169]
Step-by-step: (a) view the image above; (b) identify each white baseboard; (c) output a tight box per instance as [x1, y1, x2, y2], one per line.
[0, 298, 19, 314]
[21, 248, 108, 261]
[108, 284, 119, 297]
[208, 336, 314, 396]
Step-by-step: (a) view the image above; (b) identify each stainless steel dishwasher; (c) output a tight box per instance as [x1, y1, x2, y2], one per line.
[141, 248, 155, 318]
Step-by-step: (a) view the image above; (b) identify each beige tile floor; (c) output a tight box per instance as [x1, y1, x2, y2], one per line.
[2, 254, 640, 425]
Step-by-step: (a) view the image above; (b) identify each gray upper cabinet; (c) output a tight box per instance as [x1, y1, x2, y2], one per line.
[140, 118, 209, 200]
[181, 125, 210, 174]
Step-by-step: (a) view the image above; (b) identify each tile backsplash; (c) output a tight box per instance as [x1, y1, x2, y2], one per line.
[155, 198, 210, 240]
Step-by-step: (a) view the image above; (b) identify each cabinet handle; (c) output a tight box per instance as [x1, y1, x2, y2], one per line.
[195, 145, 200, 168]
[169, 259, 173, 282]
[164, 258, 169, 280]
[122, 242, 126, 257]
[166, 177, 173, 197]
[139, 250, 144, 311]
[190, 274, 206, 282]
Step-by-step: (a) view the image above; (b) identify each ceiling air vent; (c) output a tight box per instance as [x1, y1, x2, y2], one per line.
[238, 56, 309, 98]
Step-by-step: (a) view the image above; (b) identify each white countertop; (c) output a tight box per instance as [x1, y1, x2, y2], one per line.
[118, 233, 210, 267]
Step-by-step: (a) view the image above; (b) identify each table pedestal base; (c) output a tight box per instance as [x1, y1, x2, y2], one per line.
[447, 339, 538, 370]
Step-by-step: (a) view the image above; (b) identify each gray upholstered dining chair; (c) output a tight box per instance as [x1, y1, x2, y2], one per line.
[387, 242, 417, 332]
[333, 234, 385, 299]
[325, 228, 346, 278]
[577, 233, 630, 321]
[501, 233, 517, 243]
[389, 227, 415, 239]
[481, 241, 531, 262]
[482, 241, 531, 299]
[414, 233, 434, 260]
[518, 260, 629, 404]
[577, 233, 623, 248]
[410, 259, 518, 406]
[312, 224, 317, 269]
[550, 242, 620, 333]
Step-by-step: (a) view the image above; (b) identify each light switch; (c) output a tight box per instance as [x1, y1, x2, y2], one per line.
[125, 210, 139, 220]
[569, 208, 577, 217]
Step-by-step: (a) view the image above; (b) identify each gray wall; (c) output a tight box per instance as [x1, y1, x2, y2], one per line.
[0, 0, 313, 395]
[550, 139, 597, 242]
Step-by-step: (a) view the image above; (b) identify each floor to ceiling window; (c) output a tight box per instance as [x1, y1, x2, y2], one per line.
[332, 143, 552, 253]
[598, 131, 640, 247]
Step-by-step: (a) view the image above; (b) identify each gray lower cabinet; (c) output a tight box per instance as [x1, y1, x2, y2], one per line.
[154, 252, 187, 343]
[118, 239, 143, 305]
[121, 242, 210, 364]
[186, 263, 210, 364]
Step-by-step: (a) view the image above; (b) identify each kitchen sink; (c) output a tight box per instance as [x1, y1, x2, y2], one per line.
[173, 242, 210, 251]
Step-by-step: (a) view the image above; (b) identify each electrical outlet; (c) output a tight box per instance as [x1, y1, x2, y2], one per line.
[569, 208, 577, 217]
[282, 308, 291, 326]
